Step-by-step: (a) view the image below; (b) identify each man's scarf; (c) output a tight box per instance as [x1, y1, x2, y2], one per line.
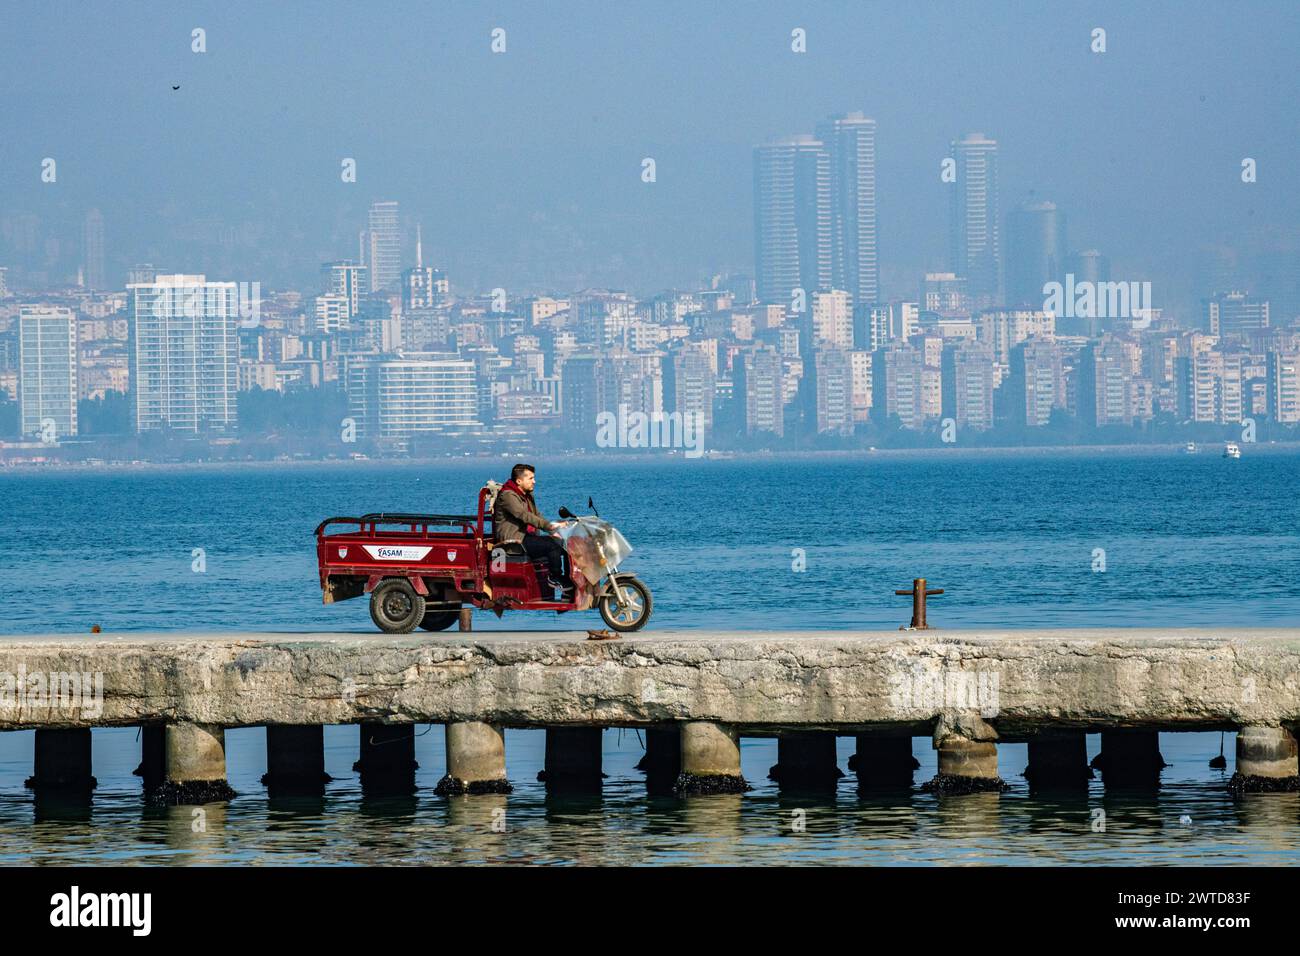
[501, 478, 539, 533]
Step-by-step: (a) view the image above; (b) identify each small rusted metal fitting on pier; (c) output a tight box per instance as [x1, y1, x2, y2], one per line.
[896, 578, 943, 630]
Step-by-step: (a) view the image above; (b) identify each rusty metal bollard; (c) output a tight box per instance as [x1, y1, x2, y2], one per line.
[895, 578, 943, 630]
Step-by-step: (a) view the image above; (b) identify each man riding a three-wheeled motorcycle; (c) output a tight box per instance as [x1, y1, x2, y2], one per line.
[313, 463, 653, 634]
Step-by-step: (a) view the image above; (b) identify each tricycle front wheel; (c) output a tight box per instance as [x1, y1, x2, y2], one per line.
[598, 576, 652, 632]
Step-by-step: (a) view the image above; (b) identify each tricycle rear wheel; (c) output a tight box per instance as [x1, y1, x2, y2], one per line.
[598, 575, 652, 632]
[369, 579, 427, 633]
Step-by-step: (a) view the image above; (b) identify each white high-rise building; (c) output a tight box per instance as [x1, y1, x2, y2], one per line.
[753, 136, 832, 306]
[321, 260, 367, 318]
[18, 305, 78, 439]
[345, 354, 479, 440]
[364, 201, 402, 292]
[127, 274, 239, 433]
[810, 289, 853, 349]
[949, 132, 1001, 304]
[817, 112, 879, 308]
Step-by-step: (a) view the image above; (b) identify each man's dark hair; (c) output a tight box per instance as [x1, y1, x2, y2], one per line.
[511, 463, 535, 481]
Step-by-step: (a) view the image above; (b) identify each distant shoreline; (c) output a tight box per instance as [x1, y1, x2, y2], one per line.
[1, 441, 1297, 475]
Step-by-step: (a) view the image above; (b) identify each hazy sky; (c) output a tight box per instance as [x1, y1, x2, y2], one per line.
[3, 0, 1298, 312]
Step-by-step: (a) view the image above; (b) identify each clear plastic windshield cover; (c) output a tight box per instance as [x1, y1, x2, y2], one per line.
[555, 517, 633, 589]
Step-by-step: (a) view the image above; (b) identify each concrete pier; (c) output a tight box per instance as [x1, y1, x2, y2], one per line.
[5, 629, 1300, 803]
[435, 721, 511, 795]
[1229, 726, 1300, 793]
[1024, 731, 1092, 789]
[768, 732, 843, 791]
[262, 725, 331, 795]
[354, 722, 417, 794]
[150, 723, 236, 806]
[849, 736, 918, 788]
[676, 721, 750, 794]
[538, 727, 604, 791]
[25, 728, 96, 795]
[1094, 730, 1166, 788]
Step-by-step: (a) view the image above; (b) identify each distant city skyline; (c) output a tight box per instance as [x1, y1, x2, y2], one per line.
[0, 2, 1296, 315]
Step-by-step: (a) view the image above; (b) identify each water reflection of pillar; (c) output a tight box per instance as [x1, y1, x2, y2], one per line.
[932, 790, 1002, 838]
[680, 792, 745, 849]
[446, 792, 511, 861]
[161, 801, 228, 862]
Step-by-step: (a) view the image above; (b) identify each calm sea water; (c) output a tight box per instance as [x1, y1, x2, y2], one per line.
[1, 450, 1298, 865]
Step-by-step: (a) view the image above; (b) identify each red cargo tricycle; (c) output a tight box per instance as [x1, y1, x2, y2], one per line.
[314, 483, 652, 634]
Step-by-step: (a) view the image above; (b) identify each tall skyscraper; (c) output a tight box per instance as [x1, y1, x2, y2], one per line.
[83, 209, 106, 291]
[18, 305, 78, 438]
[949, 132, 1002, 304]
[364, 201, 402, 292]
[127, 274, 239, 433]
[753, 135, 831, 305]
[1006, 201, 1065, 307]
[817, 112, 879, 308]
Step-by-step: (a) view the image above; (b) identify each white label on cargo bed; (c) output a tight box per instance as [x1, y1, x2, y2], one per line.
[362, 545, 433, 561]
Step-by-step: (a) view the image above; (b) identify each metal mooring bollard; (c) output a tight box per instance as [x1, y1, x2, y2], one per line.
[896, 578, 943, 630]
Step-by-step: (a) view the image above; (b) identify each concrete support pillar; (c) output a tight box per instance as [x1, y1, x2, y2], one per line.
[849, 735, 919, 788]
[768, 732, 844, 791]
[637, 727, 682, 794]
[1094, 730, 1166, 789]
[147, 723, 236, 806]
[674, 721, 751, 794]
[262, 725, 331, 795]
[458, 608, 473, 631]
[25, 728, 96, 795]
[1229, 726, 1300, 794]
[922, 734, 1008, 794]
[538, 727, 605, 792]
[354, 722, 417, 794]
[133, 725, 165, 790]
[1024, 731, 1092, 789]
[435, 721, 512, 795]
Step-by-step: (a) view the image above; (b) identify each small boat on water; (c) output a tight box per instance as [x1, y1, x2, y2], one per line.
[1184, 442, 1198, 454]
[1223, 442, 1241, 459]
